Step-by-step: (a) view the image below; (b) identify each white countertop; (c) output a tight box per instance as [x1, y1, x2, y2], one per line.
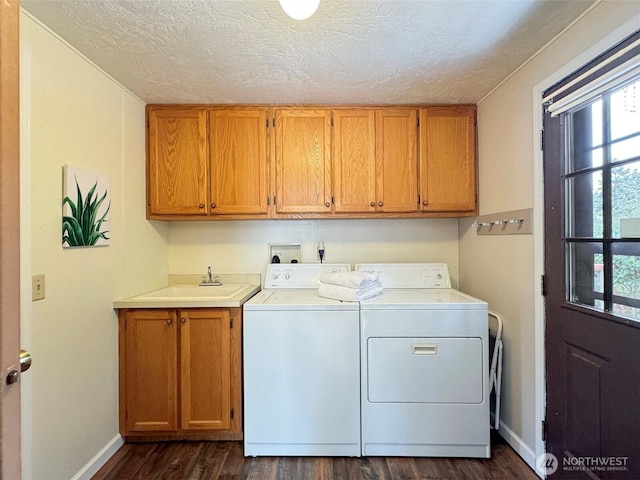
[113, 273, 261, 309]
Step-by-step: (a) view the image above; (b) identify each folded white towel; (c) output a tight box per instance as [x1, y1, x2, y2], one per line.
[319, 271, 380, 289]
[318, 281, 383, 302]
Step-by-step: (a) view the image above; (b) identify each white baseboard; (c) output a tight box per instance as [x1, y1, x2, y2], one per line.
[71, 434, 124, 480]
[497, 421, 540, 477]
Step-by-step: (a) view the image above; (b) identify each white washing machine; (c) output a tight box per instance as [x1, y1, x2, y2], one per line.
[356, 263, 490, 458]
[243, 263, 361, 457]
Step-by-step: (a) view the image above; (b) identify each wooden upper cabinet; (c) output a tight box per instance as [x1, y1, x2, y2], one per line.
[123, 309, 178, 433]
[419, 106, 477, 213]
[333, 110, 377, 213]
[208, 108, 269, 215]
[274, 108, 332, 214]
[180, 309, 231, 431]
[147, 108, 208, 215]
[145, 104, 476, 219]
[375, 109, 419, 213]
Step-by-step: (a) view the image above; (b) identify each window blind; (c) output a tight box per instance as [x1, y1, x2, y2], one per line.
[543, 31, 640, 117]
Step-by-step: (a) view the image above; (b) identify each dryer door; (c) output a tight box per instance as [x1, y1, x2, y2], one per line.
[367, 337, 483, 404]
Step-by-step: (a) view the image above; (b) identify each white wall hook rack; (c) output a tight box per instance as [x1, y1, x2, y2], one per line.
[472, 208, 532, 235]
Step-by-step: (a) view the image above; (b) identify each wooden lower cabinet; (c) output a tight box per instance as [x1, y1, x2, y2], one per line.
[118, 307, 242, 441]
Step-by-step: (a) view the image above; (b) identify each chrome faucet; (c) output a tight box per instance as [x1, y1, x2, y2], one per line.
[200, 266, 222, 286]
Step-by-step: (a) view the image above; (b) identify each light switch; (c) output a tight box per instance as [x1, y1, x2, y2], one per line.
[32, 274, 45, 301]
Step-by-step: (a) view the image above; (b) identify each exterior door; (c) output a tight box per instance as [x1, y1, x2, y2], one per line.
[543, 59, 640, 477]
[0, 0, 22, 478]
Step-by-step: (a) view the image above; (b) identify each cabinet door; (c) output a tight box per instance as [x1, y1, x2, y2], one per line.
[275, 109, 332, 214]
[147, 108, 208, 215]
[333, 110, 377, 213]
[375, 109, 419, 212]
[419, 107, 477, 212]
[180, 309, 231, 431]
[208, 108, 269, 215]
[123, 310, 178, 433]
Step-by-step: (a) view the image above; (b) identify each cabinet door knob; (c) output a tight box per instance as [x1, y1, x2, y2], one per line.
[325, 202, 331, 208]
[378, 201, 383, 207]
[423, 200, 428, 206]
[370, 202, 375, 207]
[181, 317, 187, 324]
[166, 318, 172, 325]
[198, 203, 204, 208]
[211, 202, 216, 209]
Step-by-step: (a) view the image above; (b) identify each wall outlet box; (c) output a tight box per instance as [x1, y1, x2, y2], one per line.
[269, 243, 302, 264]
[620, 218, 640, 238]
[32, 274, 45, 301]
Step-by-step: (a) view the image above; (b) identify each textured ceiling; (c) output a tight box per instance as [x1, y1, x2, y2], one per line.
[21, 0, 595, 104]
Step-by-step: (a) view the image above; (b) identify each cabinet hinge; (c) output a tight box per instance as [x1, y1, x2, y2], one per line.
[541, 274, 547, 296]
[266, 118, 269, 129]
[417, 194, 420, 205]
[331, 115, 334, 127]
[266, 196, 270, 206]
[331, 195, 334, 205]
[272, 118, 275, 128]
[230, 318, 234, 329]
[273, 195, 276, 205]
[416, 116, 420, 127]
[231, 408, 235, 420]
[540, 129, 544, 151]
[541, 420, 547, 441]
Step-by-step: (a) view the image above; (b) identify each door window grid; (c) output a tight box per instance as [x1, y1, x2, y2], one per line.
[564, 77, 640, 321]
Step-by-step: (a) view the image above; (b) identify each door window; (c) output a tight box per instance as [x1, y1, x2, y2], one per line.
[564, 77, 640, 321]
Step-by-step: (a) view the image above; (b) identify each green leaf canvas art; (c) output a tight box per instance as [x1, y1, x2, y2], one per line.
[62, 165, 111, 248]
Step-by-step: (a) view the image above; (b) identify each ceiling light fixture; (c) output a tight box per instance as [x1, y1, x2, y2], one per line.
[279, 0, 320, 20]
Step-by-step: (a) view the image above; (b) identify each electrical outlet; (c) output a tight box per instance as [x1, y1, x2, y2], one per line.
[32, 274, 45, 301]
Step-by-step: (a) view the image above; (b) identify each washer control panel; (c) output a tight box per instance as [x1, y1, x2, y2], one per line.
[264, 264, 350, 289]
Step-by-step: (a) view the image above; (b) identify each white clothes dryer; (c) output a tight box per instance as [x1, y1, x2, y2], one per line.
[243, 264, 361, 457]
[356, 263, 490, 458]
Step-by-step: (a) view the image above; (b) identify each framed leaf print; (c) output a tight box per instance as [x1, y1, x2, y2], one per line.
[62, 165, 111, 248]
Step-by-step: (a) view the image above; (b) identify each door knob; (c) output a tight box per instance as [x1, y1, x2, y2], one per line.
[6, 349, 31, 385]
[6, 371, 19, 385]
[19, 349, 32, 372]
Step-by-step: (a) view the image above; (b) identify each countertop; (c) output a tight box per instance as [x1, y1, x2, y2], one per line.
[113, 273, 261, 309]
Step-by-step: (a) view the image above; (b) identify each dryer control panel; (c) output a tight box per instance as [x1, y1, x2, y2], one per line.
[355, 263, 451, 289]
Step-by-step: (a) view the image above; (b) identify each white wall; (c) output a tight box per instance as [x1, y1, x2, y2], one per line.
[20, 12, 168, 480]
[459, 0, 640, 469]
[168, 218, 461, 286]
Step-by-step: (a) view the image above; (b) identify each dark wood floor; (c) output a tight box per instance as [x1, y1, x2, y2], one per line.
[92, 433, 538, 480]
